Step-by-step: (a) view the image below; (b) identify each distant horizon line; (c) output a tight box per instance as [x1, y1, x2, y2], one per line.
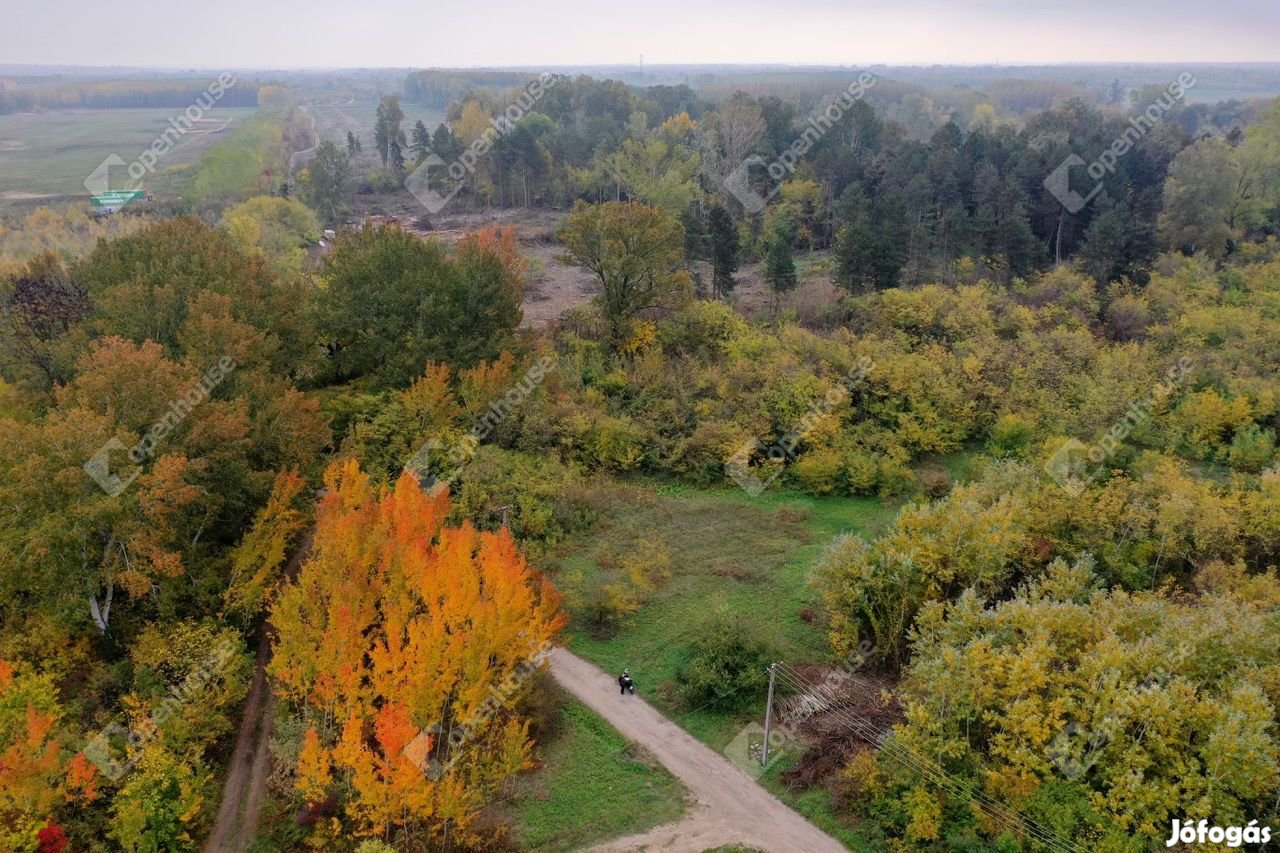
[5, 59, 1280, 74]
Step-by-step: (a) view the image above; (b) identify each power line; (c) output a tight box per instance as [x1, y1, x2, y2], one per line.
[771, 664, 1083, 853]
[771, 666, 1075, 853]
[771, 666, 1080, 853]
[771, 667, 1076, 853]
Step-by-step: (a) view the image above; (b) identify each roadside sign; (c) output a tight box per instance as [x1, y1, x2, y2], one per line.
[90, 190, 145, 207]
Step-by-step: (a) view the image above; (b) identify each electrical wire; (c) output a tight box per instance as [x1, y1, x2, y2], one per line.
[771, 664, 1083, 853]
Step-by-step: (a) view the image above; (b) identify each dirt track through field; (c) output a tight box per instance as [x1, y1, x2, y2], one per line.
[548, 648, 845, 853]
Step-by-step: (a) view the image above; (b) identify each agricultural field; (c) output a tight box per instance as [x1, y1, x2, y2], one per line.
[0, 105, 256, 208]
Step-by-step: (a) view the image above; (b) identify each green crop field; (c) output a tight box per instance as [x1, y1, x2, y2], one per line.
[0, 106, 257, 207]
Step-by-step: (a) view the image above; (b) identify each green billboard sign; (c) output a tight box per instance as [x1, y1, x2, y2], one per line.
[90, 190, 145, 207]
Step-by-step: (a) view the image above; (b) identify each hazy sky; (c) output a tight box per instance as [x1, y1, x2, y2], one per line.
[4, 0, 1278, 68]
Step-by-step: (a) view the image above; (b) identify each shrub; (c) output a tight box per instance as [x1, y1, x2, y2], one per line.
[450, 447, 595, 554]
[356, 842, 398, 853]
[584, 415, 647, 471]
[588, 581, 642, 635]
[670, 419, 741, 486]
[1105, 294, 1151, 340]
[617, 539, 672, 592]
[584, 538, 671, 636]
[876, 455, 917, 497]
[844, 450, 881, 494]
[358, 170, 403, 193]
[918, 468, 952, 498]
[1228, 424, 1277, 473]
[790, 445, 844, 495]
[676, 612, 774, 712]
[987, 413, 1037, 458]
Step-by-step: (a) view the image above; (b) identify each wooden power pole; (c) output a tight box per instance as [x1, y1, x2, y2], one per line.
[761, 662, 778, 767]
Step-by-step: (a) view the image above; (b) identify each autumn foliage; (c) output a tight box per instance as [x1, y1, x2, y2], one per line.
[0, 661, 98, 852]
[269, 460, 564, 845]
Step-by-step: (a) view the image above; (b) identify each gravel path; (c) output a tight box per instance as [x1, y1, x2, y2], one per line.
[548, 648, 845, 853]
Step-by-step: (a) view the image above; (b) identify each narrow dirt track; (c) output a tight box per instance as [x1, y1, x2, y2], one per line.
[204, 626, 276, 852]
[205, 531, 312, 852]
[548, 648, 845, 853]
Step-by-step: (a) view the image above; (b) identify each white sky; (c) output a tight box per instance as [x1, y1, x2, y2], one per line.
[3, 0, 1278, 68]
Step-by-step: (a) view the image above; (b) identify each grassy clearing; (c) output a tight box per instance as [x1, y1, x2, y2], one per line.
[928, 447, 984, 484]
[507, 696, 686, 852]
[0, 106, 256, 204]
[553, 481, 896, 748]
[545, 479, 903, 849]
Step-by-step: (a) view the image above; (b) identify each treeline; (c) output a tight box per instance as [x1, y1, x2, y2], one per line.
[392, 71, 1279, 286]
[402, 68, 548, 108]
[0, 77, 261, 114]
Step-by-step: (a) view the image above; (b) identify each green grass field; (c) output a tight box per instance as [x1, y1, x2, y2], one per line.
[507, 697, 686, 851]
[554, 481, 897, 748]
[0, 106, 256, 206]
[544, 479, 903, 849]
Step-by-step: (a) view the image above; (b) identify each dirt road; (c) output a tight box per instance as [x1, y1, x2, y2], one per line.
[204, 625, 278, 852]
[205, 531, 313, 852]
[548, 648, 845, 853]
[287, 106, 319, 177]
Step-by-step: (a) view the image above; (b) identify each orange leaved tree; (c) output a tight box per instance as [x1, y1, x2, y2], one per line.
[0, 660, 99, 851]
[269, 459, 564, 845]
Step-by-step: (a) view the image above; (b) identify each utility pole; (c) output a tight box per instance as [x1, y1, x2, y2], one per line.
[761, 662, 778, 767]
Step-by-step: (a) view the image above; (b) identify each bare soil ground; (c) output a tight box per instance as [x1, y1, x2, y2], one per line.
[338, 200, 847, 331]
[774, 666, 902, 794]
[345, 206, 599, 329]
[520, 230, 600, 328]
[727, 253, 844, 323]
